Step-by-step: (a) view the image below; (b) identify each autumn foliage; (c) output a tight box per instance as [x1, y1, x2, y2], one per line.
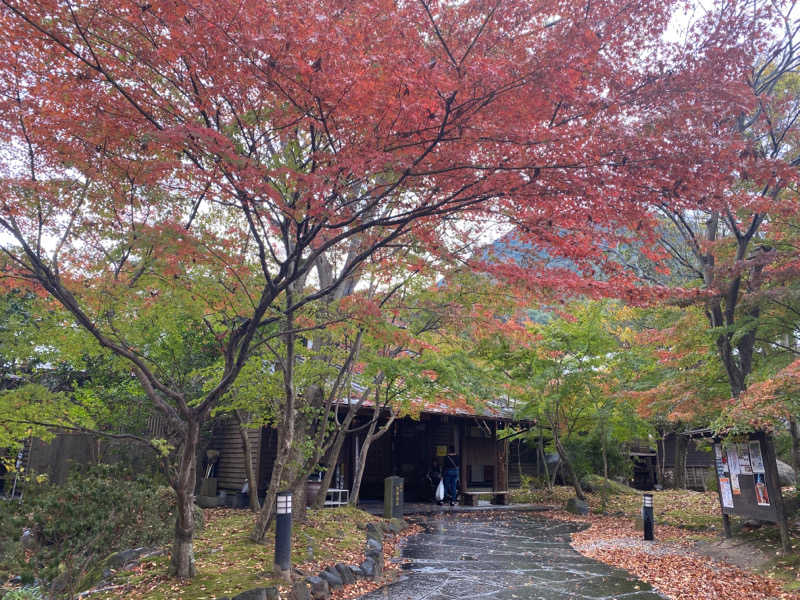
[0, 0, 788, 581]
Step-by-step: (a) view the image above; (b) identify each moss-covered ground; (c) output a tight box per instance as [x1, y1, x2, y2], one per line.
[92, 506, 380, 600]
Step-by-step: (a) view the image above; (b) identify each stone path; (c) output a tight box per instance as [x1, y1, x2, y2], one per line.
[359, 513, 666, 600]
[359, 501, 555, 517]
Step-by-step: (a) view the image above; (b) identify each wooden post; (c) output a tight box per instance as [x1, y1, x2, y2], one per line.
[492, 421, 498, 492]
[721, 513, 732, 538]
[459, 422, 467, 499]
[762, 433, 792, 554]
[492, 421, 510, 504]
[712, 438, 733, 539]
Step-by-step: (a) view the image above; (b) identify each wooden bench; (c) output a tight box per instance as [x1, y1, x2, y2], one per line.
[460, 491, 510, 506]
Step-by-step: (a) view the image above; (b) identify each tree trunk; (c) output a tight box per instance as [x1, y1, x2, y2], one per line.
[351, 408, 396, 506]
[234, 410, 261, 512]
[601, 433, 609, 514]
[252, 296, 297, 542]
[516, 438, 523, 486]
[673, 434, 688, 489]
[252, 422, 293, 541]
[169, 419, 200, 579]
[291, 477, 307, 524]
[350, 419, 378, 506]
[554, 433, 585, 501]
[539, 425, 551, 491]
[790, 419, 800, 491]
[313, 426, 349, 509]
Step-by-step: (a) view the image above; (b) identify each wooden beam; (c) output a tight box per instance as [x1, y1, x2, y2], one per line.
[492, 421, 498, 491]
[459, 422, 467, 494]
[762, 432, 792, 554]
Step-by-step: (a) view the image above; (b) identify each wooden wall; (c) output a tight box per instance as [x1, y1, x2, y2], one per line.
[208, 419, 263, 493]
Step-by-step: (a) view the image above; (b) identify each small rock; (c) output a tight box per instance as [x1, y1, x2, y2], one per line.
[334, 563, 356, 585]
[319, 568, 343, 589]
[742, 519, 763, 529]
[365, 538, 382, 553]
[365, 548, 381, 564]
[359, 557, 377, 579]
[365, 522, 384, 541]
[232, 587, 279, 600]
[565, 497, 589, 515]
[388, 518, 406, 533]
[306, 576, 330, 600]
[290, 580, 311, 600]
[351, 565, 365, 578]
[776, 459, 796, 487]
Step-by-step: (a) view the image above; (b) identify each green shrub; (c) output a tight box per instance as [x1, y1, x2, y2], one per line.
[1, 586, 43, 600]
[0, 465, 174, 598]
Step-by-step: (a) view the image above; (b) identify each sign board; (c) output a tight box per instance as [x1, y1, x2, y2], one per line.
[713, 432, 783, 523]
[436, 445, 447, 457]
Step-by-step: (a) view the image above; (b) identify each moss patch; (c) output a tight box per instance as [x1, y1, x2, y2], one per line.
[92, 506, 380, 600]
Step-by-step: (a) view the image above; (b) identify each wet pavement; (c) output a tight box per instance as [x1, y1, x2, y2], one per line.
[359, 512, 666, 600]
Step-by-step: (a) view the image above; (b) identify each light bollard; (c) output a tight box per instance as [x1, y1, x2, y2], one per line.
[642, 493, 654, 541]
[274, 491, 292, 579]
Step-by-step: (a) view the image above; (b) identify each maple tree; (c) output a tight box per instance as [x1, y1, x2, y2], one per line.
[626, 7, 800, 403]
[480, 300, 650, 501]
[0, 0, 776, 579]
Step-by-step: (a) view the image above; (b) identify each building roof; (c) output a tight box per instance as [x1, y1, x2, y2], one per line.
[338, 392, 528, 423]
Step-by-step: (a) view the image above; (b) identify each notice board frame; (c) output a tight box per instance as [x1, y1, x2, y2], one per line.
[708, 430, 791, 552]
[713, 431, 782, 522]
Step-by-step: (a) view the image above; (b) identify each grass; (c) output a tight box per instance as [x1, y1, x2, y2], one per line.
[92, 506, 380, 600]
[512, 484, 723, 532]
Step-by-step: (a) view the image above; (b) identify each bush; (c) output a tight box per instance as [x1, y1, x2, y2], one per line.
[1, 586, 43, 600]
[0, 465, 175, 598]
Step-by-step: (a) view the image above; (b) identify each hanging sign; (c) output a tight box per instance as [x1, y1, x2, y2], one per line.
[748, 441, 765, 474]
[719, 477, 734, 508]
[737, 444, 753, 475]
[726, 446, 741, 495]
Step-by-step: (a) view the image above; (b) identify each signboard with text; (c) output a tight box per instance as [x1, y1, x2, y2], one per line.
[713, 432, 782, 523]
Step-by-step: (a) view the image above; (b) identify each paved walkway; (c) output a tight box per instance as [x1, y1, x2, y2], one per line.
[359, 512, 666, 600]
[359, 501, 555, 516]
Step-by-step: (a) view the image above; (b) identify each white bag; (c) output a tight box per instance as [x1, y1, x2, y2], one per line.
[435, 479, 445, 501]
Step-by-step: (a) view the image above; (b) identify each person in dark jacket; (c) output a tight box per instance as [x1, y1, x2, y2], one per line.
[443, 446, 460, 506]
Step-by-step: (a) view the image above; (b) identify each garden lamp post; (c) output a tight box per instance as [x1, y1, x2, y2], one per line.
[275, 491, 292, 580]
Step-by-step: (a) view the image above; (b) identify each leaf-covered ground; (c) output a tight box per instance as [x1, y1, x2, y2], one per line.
[518, 485, 800, 600]
[89, 506, 419, 600]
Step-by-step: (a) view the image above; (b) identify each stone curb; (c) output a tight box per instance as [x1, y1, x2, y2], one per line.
[217, 517, 413, 600]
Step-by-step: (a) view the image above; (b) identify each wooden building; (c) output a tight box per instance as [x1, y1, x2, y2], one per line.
[624, 433, 714, 491]
[206, 400, 526, 502]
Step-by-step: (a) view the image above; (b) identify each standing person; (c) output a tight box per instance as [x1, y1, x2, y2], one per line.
[443, 446, 460, 506]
